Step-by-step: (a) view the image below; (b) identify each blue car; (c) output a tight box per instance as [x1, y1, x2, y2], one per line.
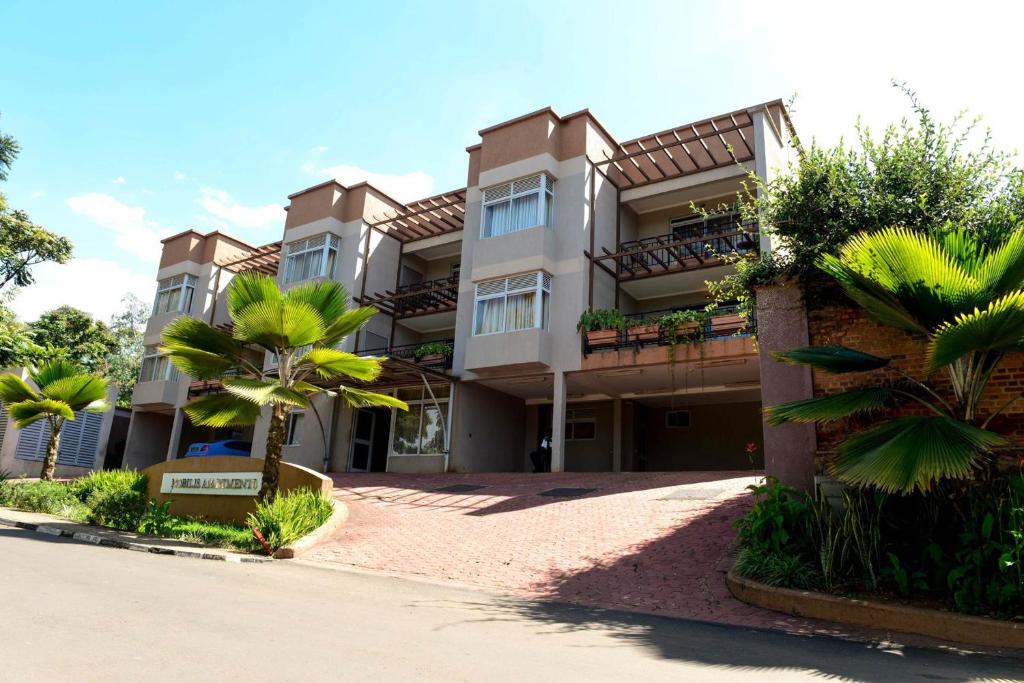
[186, 440, 252, 457]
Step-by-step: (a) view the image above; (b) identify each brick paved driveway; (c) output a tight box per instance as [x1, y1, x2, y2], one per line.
[305, 471, 853, 637]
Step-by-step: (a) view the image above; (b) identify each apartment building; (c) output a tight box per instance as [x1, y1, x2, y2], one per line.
[123, 100, 797, 477]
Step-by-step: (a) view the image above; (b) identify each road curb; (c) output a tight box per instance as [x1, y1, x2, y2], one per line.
[0, 515, 271, 564]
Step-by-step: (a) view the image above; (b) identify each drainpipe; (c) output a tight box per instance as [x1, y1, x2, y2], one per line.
[307, 391, 336, 473]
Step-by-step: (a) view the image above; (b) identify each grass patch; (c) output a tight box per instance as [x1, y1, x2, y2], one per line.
[0, 473, 333, 554]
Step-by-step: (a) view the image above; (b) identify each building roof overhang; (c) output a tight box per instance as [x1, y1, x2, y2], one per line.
[368, 188, 467, 244]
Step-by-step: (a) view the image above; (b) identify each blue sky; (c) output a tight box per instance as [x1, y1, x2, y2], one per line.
[3, 0, 1022, 321]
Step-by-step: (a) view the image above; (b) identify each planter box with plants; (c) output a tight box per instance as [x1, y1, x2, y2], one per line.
[413, 341, 454, 365]
[577, 309, 626, 348]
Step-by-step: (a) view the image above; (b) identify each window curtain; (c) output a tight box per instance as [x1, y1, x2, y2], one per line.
[505, 291, 535, 331]
[484, 201, 511, 237]
[509, 193, 539, 232]
[475, 298, 505, 334]
[286, 249, 323, 283]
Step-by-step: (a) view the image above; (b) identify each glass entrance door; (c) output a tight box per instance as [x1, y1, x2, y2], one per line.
[349, 409, 377, 472]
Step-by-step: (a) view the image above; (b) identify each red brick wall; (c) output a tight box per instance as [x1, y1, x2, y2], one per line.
[807, 304, 1024, 456]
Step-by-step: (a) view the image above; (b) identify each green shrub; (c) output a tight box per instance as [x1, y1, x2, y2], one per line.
[413, 341, 453, 360]
[139, 499, 173, 536]
[246, 487, 333, 552]
[169, 518, 257, 551]
[734, 548, 819, 589]
[69, 469, 146, 503]
[576, 309, 626, 333]
[86, 487, 146, 530]
[735, 479, 815, 558]
[0, 479, 87, 517]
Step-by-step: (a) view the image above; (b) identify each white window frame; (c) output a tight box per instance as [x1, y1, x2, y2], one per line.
[139, 346, 178, 382]
[389, 386, 451, 458]
[283, 233, 340, 284]
[472, 271, 551, 336]
[480, 173, 555, 239]
[565, 408, 597, 441]
[285, 411, 304, 446]
[152, 274, 197, 316]
[665, 410, 691, 429]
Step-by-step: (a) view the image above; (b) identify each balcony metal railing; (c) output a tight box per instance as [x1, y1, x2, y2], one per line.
[358, 339, 455, 371]
[361, 274, 459, 318]
[593, 221, 760, 280]
[581, 304, 755, 355]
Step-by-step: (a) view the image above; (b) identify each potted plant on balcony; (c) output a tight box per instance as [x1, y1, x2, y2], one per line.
[709, 309, 746, 337]
[413, 341, 454, 365]
[577, 309, 626, 347]
[625, 314, 660, 343]
[657, 309, 707, 345]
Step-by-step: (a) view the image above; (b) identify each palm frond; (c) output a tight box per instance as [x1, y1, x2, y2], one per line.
[161, 317, 247, 378]
[831, 415, 1002, 494]
[29, 359, 83, 390]
[183, 393, 263, 428]
[232, 300, 326, 349]
[226, 272, 282, 319]
[772, 346, 890, 373]
[9, 399, 75, 426]
[820, 227, 982, 330]
[928, 291, 1024, 370]
[222, 378, 311, 408]
[977, 226, 1024, 296]
[82, 399, 111, 413]
[320, 307, 378, 347]
[297, 348, 382, 381]
[0, 374, 38, 404]
[335, 386, 409, 410]
[39, 375, 109, 410]
[285, 280, 348, 323]
[765, 388, 896, 426]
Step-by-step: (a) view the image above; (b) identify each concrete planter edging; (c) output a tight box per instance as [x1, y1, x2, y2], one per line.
[727, 569, 1024, 650]
[273, 499, 348, 560]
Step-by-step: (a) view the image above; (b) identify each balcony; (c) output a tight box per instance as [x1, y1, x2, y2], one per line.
[350, 340, 455, 390]
[581, 303, 754, 351]
[361, 274, 459, 318]
[595, 221, 759, 282]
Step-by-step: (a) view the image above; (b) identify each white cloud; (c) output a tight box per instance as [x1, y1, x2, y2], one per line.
[302, 162, 434, 203]
[198, 187, 283, 230]
[66, 192, 169, 262]
[308, 145, 328, 155]
[173, 170, 188, 181]
[111, 176, 125, 185]
[9, 258, 154, 323]
[30, 191, 44, 199]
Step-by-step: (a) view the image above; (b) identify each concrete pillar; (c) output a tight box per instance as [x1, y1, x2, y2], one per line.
[756, 283, 817, 492]
[550, 372, 567, 473]
[612, 398, 622, 472]
[165, 408, 185, 461]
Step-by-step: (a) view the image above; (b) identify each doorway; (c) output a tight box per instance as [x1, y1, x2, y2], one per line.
[348, 407, 391, 473]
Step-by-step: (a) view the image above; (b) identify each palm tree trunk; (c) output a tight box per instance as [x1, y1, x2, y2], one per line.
[40, 428, 60, 481]
[258, 403, 287, 502]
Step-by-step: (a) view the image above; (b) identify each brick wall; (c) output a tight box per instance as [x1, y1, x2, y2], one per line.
[807, 303, 1024, 460]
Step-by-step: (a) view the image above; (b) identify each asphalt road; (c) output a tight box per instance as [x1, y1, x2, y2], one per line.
[1, 524, 1021, 682]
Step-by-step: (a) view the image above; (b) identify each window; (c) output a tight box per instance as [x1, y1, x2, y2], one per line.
[152, 274, 197, 315]
[473, 272, 551, 335]
[666, 410, 690, 428]
[285, 412, 304, 446]
[565, 408, 597, 441]
[283, 233, 340, 284]
[139, 346, 178, 382]
[450, 263, 461, 279]
[481, 173, 554, 238]
[391, 385, 450, 456]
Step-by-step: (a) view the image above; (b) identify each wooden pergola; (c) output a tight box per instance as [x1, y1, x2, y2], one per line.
[216, 241, 282, 276]
[595, 102, 788, 190]
[368, 188, 467, 242]
[358, 275, 459, 319]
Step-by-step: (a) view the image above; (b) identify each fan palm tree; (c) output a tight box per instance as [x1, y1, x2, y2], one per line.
[160, 272, 406, 501]
[767, 225, 1024, 494]
[0, 360, 110, 480]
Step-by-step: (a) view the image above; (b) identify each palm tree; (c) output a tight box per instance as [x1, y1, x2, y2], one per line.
[767, 225, 1024, 494]
[160, 272, 406, 501]
[0, 360, 110, 480]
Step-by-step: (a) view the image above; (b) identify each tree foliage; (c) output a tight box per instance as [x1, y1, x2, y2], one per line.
[0, 116, 72, 290]
[710, 84, 1024, 312]
[106, 294, 148, 408]
[28, 306, 117, 373]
